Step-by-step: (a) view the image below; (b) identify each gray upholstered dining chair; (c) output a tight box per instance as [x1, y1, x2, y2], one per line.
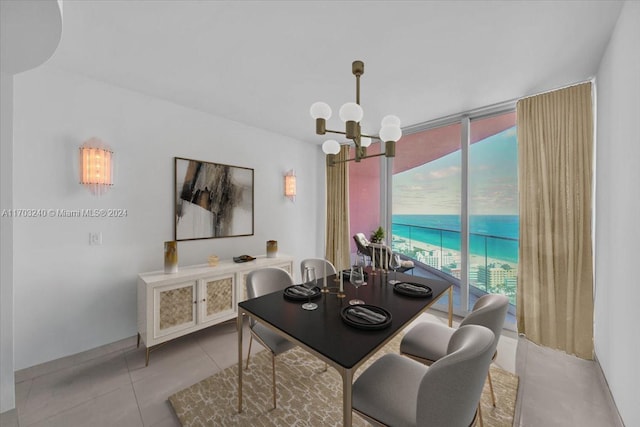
[300, 258, 337, 279]
[245, 267, 296, 409]
[400, 293, 509, 422]
[352, 325, 495, 427]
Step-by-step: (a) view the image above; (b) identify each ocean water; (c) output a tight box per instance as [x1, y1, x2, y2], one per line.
[392, 214, 519, 263]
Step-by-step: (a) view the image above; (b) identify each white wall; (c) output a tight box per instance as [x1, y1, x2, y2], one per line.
[0, 72, 16, 412]
[594, 2, 640, 426]
[12, 66, 324, 369]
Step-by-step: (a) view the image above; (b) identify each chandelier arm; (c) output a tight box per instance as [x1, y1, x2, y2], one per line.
[360, 133, 379, 139]
[331, 152, 386, 165]
[324, 128, 347, 136]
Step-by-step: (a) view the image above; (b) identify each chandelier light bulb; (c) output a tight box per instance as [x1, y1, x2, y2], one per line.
[381, 115, 401, 128]
[322, 139, 341, 155]
[310, 102, 332, 119]
[360, 136, 372, 147]
[338, 102, 364, 123]
[379, 125, 403, 143]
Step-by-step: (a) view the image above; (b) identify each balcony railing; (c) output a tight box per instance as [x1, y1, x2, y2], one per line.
[391, 222, 518, 305]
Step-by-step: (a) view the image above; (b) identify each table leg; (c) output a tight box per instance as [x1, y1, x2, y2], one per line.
[237, 311, 244, 413]
[341, 367, 354, 426]
[448, 286, 453, 327]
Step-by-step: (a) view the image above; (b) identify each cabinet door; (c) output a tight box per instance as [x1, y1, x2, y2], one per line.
[153, 281, 197, 339]
[199, 274, 236, 324]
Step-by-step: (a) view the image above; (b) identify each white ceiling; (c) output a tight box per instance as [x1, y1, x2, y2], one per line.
[45, 0, 623, 145]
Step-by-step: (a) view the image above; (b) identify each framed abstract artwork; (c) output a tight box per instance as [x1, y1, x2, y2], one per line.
[174, 157, 254, 241]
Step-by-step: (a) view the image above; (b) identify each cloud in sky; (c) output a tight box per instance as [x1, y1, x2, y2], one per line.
[429, 165, 461, 179]
[393, 126, 517, 215]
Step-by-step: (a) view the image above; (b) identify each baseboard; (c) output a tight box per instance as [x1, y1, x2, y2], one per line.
[0, 408, 18, 427]
[593, 353, 626, 427]
[14, 334, 137, 383]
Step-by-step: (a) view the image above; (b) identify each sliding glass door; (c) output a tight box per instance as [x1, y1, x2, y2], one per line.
[468, 113, 518, 313]
[345, 103, 518, 322]
[389, 109, 518, 320]
[391, 123, 462, 312]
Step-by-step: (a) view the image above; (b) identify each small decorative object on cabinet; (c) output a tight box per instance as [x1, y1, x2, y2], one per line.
[137, 254, 293, 366]
[164, 241, 178, 273]
[266, 240, 278, 258]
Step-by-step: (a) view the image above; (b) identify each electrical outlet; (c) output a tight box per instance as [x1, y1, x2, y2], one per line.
[90, 232, 102, 245]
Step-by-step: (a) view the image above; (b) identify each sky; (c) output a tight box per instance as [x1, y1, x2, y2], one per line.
[393, 126, 518, 215]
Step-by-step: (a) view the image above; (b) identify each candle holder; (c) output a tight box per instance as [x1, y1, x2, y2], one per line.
[336, 291, 346, 298]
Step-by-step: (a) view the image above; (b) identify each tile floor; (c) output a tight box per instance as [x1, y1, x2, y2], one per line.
[1, 311, 624, 427]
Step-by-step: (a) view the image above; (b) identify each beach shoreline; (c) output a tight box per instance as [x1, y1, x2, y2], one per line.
[392, 234, 518, 269]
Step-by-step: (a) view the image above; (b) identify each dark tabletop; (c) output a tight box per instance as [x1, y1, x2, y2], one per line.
[238, 270, 451, 369]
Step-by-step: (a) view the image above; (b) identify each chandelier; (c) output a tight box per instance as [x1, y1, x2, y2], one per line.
[310, 60, 402, 167]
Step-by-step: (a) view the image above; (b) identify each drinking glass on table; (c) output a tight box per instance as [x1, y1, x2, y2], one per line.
[349, 264, 365, 305]
[389, 253, 402, 285]
[302, 266, 318, 311]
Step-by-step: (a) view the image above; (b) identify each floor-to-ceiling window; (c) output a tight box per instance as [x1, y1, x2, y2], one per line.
[468, 113, 518, 311]
[391, 122, 462, 311]
[388, 108, 517, 319]
[345, 104, 518, 320]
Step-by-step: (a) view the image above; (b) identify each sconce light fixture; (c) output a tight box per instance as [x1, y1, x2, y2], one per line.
[310, 60, 402, 167]
[284, 169, 296, 202]
[79, 137, 113, 196]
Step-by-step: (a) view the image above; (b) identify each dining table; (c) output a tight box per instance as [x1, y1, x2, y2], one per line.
[236, 268, 453, 426]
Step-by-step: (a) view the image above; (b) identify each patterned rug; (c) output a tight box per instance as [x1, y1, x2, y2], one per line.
[169, 334, 518, 426]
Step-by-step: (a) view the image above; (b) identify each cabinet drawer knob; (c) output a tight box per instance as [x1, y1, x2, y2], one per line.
[202, 298, 206, 302]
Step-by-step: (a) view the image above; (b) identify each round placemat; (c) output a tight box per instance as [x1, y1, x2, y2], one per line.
[393, 282, 433, 298]
[283, 285, 322, 301]
[341, 304, 392, 330]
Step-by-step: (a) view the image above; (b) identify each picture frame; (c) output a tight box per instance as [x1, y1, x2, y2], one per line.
[174, 157, 254, 241]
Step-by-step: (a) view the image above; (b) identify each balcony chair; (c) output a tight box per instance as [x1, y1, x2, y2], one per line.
[352, 325, 495, 427]
[353, 232, 414, 273]
[400, 293, 509, 425]
[245, 267, 296, 409]
[353, 232, 373, 264]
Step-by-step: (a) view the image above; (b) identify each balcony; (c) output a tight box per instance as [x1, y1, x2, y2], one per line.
[391, 222, 517, 323]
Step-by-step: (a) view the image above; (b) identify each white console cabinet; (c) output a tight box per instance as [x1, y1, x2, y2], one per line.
[137, 254, 293, 365]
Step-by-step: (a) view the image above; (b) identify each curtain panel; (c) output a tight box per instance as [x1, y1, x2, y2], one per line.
[325, 147, 351, 272]
[516, 82, 594, 359]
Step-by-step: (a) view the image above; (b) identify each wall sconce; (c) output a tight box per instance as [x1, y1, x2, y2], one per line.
[79, 138, 113, 196]
[284, 170, 296, 202]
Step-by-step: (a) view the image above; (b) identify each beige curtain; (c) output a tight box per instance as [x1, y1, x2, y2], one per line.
[325, 147, 351, 272]
[517, 82, 594, 359]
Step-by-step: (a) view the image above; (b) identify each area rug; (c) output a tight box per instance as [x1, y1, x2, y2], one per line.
[169, 334, 518, 426]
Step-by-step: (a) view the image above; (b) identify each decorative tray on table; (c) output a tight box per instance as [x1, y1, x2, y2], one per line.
[341, 304, 392, 330]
